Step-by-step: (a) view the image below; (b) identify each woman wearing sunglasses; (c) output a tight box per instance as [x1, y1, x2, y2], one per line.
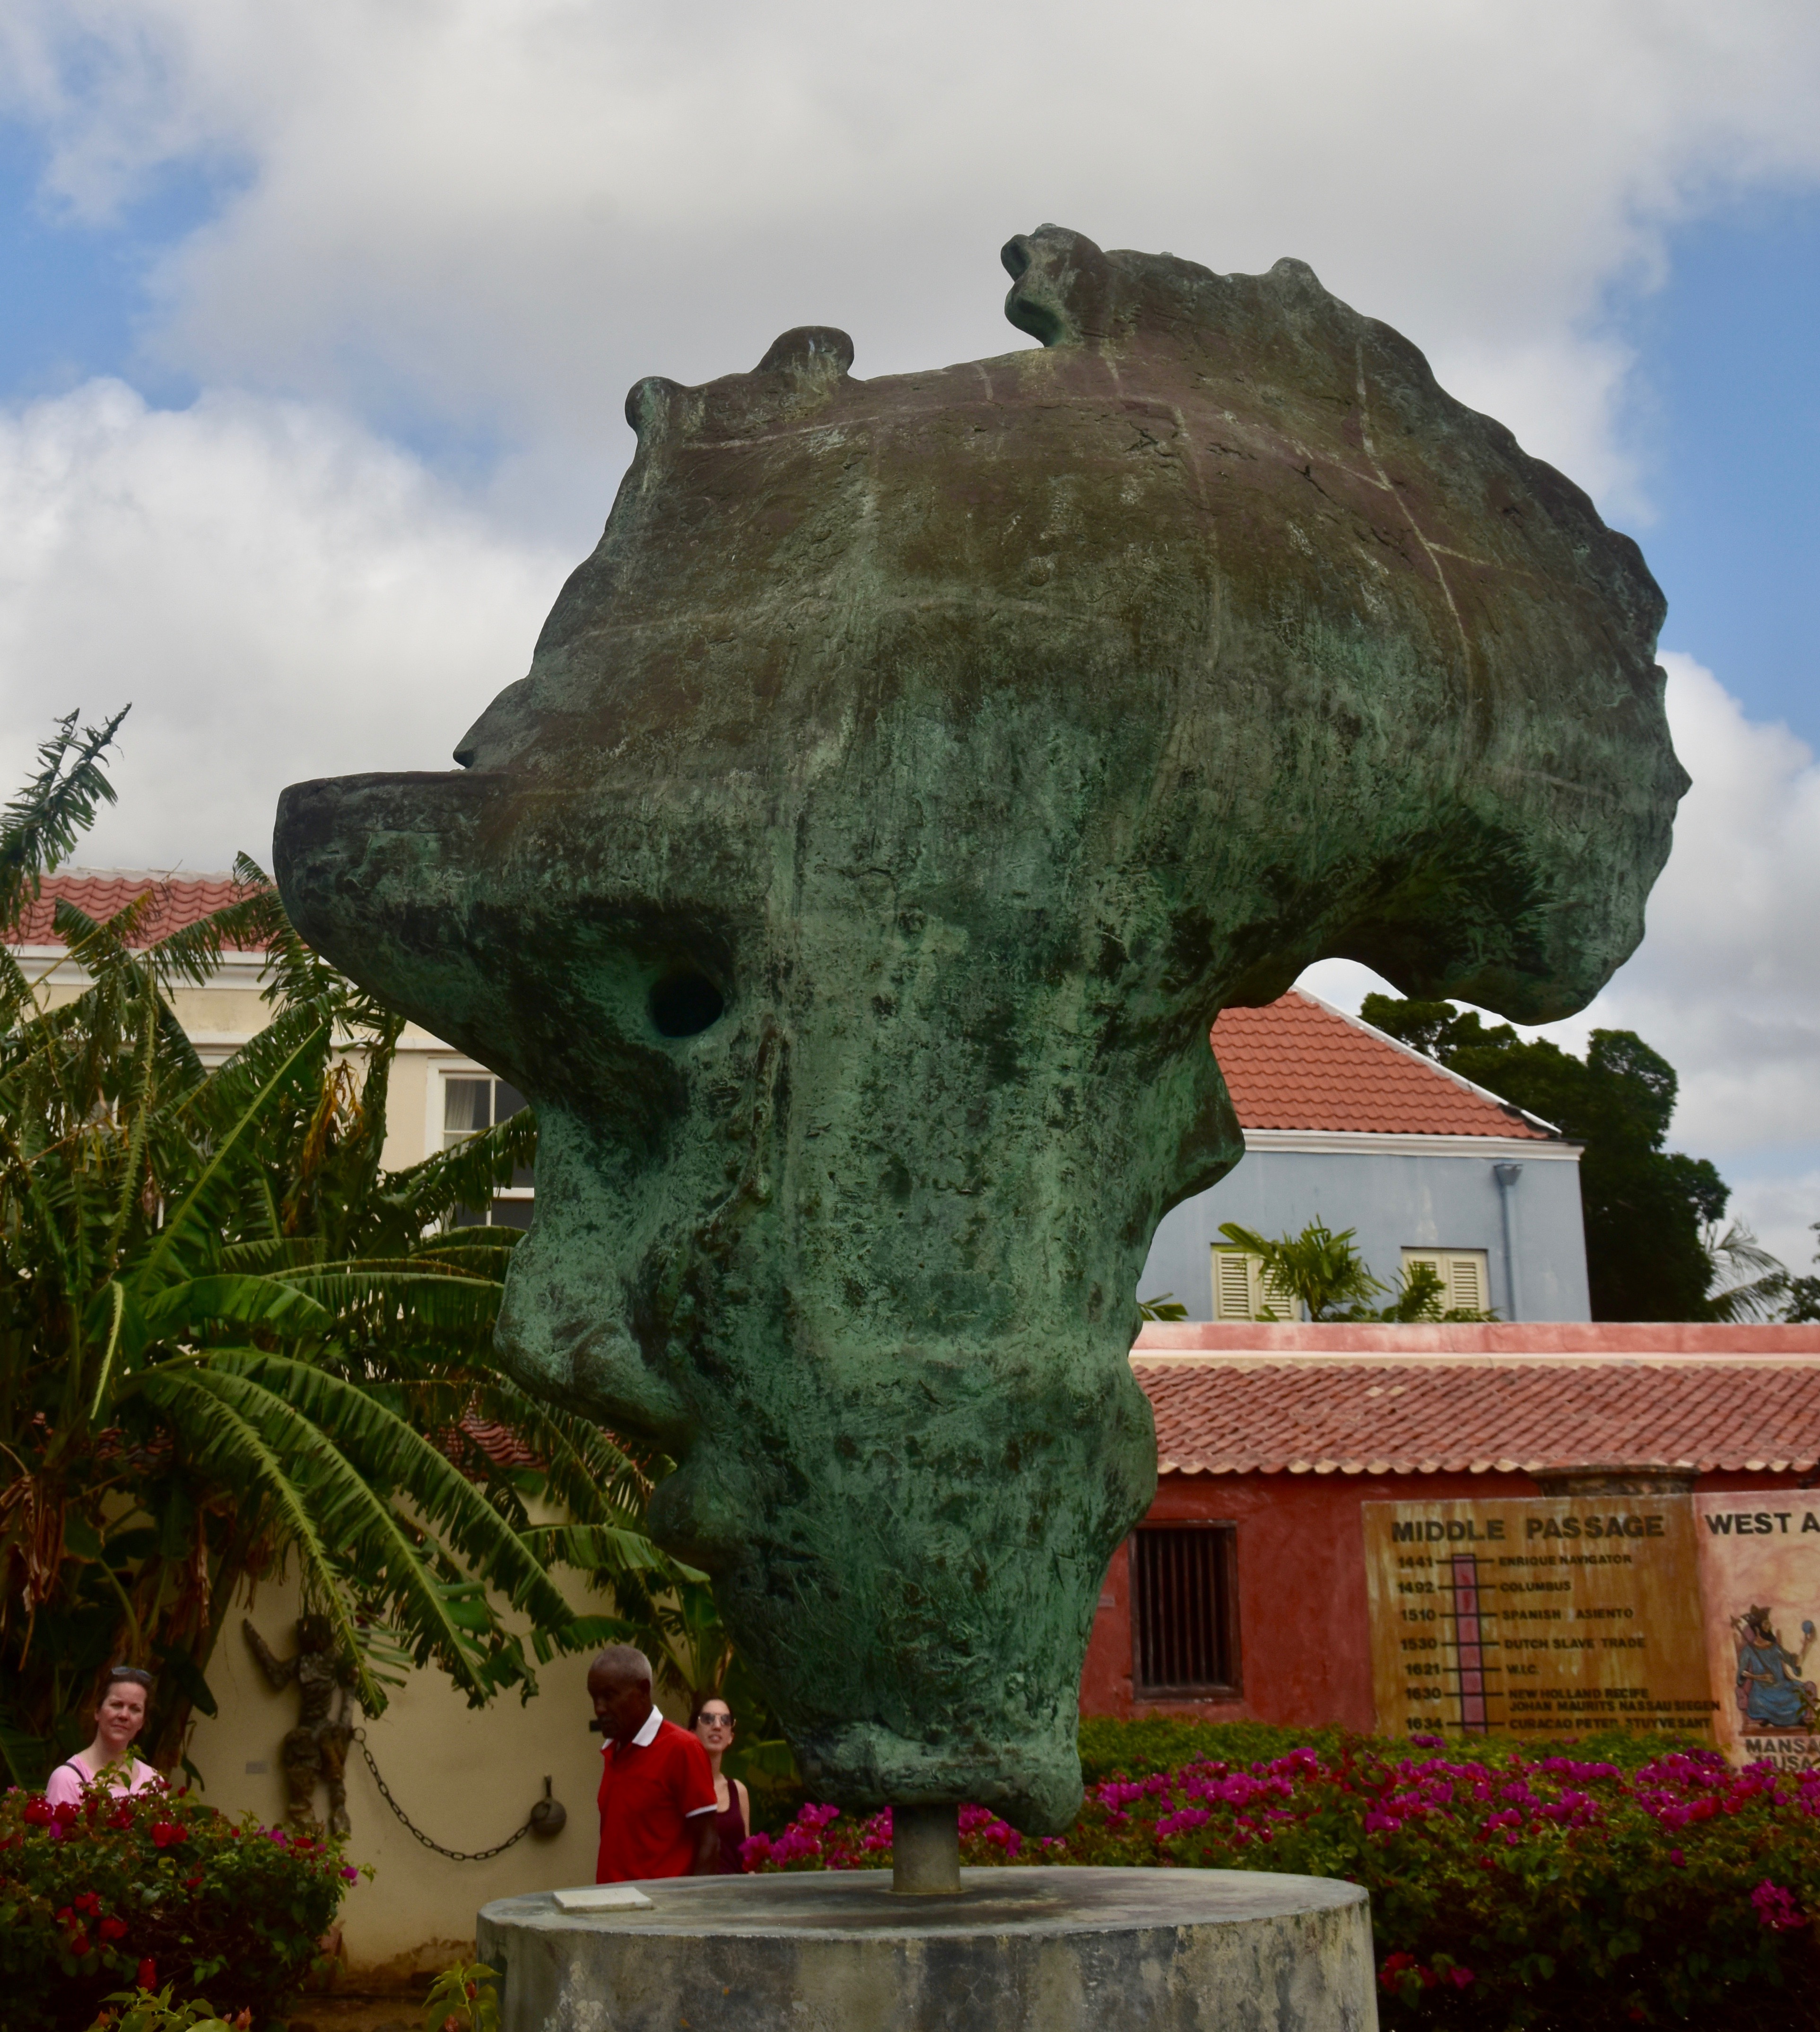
[44, 1666, 165, 1806]
[689, 1694, 750, 1873]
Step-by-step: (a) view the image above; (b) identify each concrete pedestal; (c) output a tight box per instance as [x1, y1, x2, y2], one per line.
[477, 1866, 1377, 2031]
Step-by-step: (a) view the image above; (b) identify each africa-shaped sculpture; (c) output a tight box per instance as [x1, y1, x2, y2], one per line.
[275, 226, 1684, 1834]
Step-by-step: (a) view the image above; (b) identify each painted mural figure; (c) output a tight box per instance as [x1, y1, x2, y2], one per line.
[1731, 1605, 1819, 1733]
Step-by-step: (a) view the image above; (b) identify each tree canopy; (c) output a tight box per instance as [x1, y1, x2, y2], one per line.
[1785, 1226, 1820, 1324]
[1359, 994, 1735, 1321]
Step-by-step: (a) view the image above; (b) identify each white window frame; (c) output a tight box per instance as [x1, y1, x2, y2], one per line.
[438, 1064, 534, 1228]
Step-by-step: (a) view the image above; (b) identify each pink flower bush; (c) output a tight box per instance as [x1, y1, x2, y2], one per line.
[0, 1781, 360, 2032]
[741, 1800, 1041, 1873]
[1750, 1877, 1806, 1932]
[747, 1735, 1820, 2024]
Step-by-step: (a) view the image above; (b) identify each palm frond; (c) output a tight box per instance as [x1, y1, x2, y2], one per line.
[1703, 1221, 1792, 1324]
[526, 1612, 641, 1665]
[379, 1110, 538, 1230]
[139, 1273, 334, 1337]
[50, 891, 160, 980]
[139, 1366, 379, 1709]
[219, 1235, 330, 1275]
[0, 708, 127, 929]
[144, 883, 282, 992]
[479, 1380, 658, 1529]
[235, 853, 390, 1032]
[520, 1523, 687, 1580]
[144, 1358, 553, 1708]
[205, 1351, 581, 1642]
[154, 1000, 208, 1094]
[410, 1236, 525, 1274]
[100, 966, 163, 1270]
[141, 1013, 330, 1286]
[0, 944, 33, 1027]
[268, 1264, 504, 1342]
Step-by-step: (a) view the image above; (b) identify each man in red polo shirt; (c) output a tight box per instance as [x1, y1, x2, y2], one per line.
[589, 1645, 719, 1883]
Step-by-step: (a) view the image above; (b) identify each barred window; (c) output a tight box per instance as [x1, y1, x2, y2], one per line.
[1131, 1525, 1240, 1697]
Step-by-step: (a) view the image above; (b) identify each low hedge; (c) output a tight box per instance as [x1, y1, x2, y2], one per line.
[745, 1733, 1820, 2029]
[0, 1783, 355, 2032]
[1079, 1715, 1349, 1783]
[1076, 1716, 1702, 1785]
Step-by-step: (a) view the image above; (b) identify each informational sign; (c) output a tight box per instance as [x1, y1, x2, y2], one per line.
[1363, 1496, 1717, 1742]
[1694, 1492, 1820, 1770]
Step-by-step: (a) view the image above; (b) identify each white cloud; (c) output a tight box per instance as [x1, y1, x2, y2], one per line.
[1304, 653, 1820, 1269]
[4, 0, 1820, 522]
[1725, 1174, 1820, 1290]
[1511, 654, 1820, 1169]
[1, 0, 1818, 1258]
[0, 378, 566, 869]
[1602, 655, 1820, 1150]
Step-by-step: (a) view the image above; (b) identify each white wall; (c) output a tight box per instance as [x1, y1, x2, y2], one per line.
[188, 1576, 620, 1976]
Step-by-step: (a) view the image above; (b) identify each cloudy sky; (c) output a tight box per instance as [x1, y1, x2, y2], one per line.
[0, 0, 1816, 1275]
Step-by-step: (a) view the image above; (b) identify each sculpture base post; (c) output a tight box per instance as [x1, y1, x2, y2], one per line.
[891, 1805, 960, 1894]
[478, 1867, 1377, 2031]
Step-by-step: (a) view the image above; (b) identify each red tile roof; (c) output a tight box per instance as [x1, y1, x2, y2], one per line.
[1134, 1338, 1820, 1476]
[454, 1417, 541, 1470]
[1212, 990, 1552, 1139]
[6, 871, 265, 949]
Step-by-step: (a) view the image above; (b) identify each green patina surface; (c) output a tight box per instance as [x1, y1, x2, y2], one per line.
[274, 226, 1684, 1832]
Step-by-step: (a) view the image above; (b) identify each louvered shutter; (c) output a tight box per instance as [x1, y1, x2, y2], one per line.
[1254, 1258, 1299, 1320]
[1402, 1249, 1443, 1312]
[1399, 1247, 1489, 1314]
[1212, 1248, 1254, 1320]
[1448, 1253, 1485, 1313]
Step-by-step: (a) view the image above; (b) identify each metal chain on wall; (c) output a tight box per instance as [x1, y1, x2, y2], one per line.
[353, 1728, 535, 1863]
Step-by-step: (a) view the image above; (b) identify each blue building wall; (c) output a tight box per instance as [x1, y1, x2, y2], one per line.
[1137, 1136, 1591, 1322]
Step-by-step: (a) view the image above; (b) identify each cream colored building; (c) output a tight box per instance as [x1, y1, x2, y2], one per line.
[14, 870, 536, 1213]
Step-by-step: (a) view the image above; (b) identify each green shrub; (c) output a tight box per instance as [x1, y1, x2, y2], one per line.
[421, 1958, 501, 2032]
[1078, 1716, 1347, 1783]
[90, 1983, 251, 2032]
[749, 1737, 1820, 2027]
[1077, 1717, 1706, 1785]
[0, 1784, 355, 2032]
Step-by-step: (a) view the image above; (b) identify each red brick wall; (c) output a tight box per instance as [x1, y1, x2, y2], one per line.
[1080, 1469, 1811, 1728]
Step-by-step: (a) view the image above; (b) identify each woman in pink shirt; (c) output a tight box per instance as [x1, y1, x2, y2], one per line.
[44, 1666, 164, 1807]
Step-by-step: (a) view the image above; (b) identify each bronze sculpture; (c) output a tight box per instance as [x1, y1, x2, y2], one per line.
[275, 226, 1684, 1833]
[244, 1615, 356, 1837]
